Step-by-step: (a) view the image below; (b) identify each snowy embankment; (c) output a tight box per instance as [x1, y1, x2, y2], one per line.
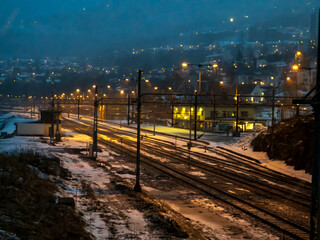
[0, 113, 31, 134]
[226, 125, 311, 183]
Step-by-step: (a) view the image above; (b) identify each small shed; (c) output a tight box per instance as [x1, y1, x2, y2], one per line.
[15, 110, 61, 136]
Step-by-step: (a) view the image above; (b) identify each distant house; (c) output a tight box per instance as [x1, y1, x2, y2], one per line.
[235, 69, 278, 87]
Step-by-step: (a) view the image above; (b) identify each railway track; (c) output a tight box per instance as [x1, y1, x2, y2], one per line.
[64, 118, 311, 199]
[63, 118, 310, 239]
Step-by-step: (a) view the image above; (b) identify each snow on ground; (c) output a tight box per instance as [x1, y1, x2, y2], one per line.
[0, 113, 307, 239]
[0, 133, 155, 239]
[64, 113, 238, 147]
[65, 114, 311, 183]
[0, 115, 154, 239]
[0, 113, 31, 134]
[145, 188, 278, 240]
[225, 125, 312, 183]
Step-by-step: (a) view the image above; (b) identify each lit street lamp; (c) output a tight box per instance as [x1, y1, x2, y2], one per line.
[292, 64, 316, 92]
[181, 62, 218, 140]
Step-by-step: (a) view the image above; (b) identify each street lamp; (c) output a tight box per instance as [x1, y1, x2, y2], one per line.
[292, 64, 316, 91]
[181, 62, 188, 68]
[292, 64, 299, 71]
[181, 62, 217, 95]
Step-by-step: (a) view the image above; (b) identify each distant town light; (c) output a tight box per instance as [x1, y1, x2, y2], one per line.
[181, 62, 188, 68]
[120, 90, 124, 94]
[230, 18, 234, 22]
[292, 64, 299, 71]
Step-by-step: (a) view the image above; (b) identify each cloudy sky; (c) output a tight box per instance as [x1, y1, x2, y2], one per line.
[0, 0, 318, 58]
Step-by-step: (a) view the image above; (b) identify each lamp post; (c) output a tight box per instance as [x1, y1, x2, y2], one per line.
[134, 69, 142, 193]
[92, 85, 98, 159]
[292, 64, 316, 92]
[181, 62, 205, 95]
[292, 10, 320, 239]
[182, 62, 217, 140]
[76, 89, 81, 120]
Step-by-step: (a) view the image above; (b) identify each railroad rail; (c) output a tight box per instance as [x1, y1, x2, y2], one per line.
[63, 118, 310, 239]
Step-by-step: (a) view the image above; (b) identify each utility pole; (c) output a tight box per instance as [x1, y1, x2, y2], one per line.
[198, 65, 202, 95]
[127, 94, 130, 125]
[213, 95, 216, 128]
[188, 105, 192, 155]
[194, 94, 198, 140]
[134, 70, 142, 193]
[233, 84, 240, 137]
[171, 95, 174, 127]
[310, 9, 320, 240]
[294, 10, 320, 239]
[50, 91, 54, 144]
[55, 97, 61, 142]
[67, 97, 70, 118]
[271, 87, 275, 159]
[153, 102, 156, 136]
[77, 97, 80, 120]
[92, 86, 98, 159]
[236, 95, 239, 132]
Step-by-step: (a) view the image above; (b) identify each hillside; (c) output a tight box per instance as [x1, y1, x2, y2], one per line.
[251, 116, 314, 173]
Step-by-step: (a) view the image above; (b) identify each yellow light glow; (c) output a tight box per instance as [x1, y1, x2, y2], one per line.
[154, 87, 158, 90]
[76, 89, 80, 93]
[120, 90, 124, 94]
[182, 62, 188, 68]
[107, 85, 111, 88]
[292, 65, 299, 71]
[287, 77, 291, 81]
[230, 18, 234, 22]
[296, 51, 302, 56]
[92, 85, 96, 88]
[213, 64, 218, 68]
[220, 81, 224, 85]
